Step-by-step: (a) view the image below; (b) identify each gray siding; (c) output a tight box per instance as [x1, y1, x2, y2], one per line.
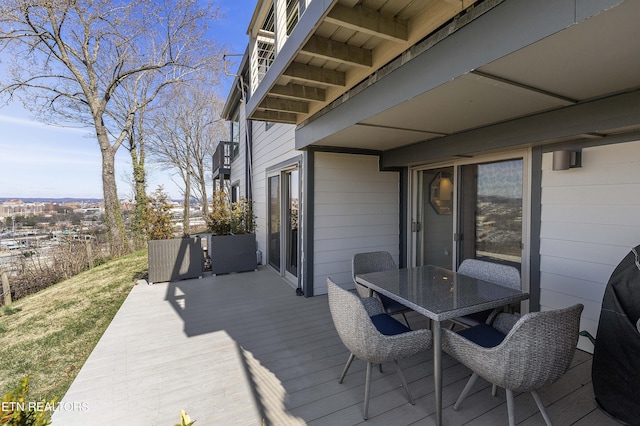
[539, 140, 640, 352]
[313, 152, 400, 294]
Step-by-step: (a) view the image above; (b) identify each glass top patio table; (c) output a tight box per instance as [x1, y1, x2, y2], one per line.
[356, 264, 529, 322]
[355, 264, 529, 426]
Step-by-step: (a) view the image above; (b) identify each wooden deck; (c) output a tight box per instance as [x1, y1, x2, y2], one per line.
[52, 266, 617, 425]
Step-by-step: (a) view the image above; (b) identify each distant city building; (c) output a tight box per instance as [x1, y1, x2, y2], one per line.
[0, 200, 46, 218]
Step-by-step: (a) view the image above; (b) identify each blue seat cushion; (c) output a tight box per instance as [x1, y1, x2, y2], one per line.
[370, 313, 411, 336]
[458, 323, 506, 348]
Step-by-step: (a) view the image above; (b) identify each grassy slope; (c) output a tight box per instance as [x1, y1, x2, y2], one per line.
[0, 249, 147, 401]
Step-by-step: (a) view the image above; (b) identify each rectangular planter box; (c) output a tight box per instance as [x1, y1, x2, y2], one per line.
[148, 237, 203, 284]
[210, 233, 257, 274]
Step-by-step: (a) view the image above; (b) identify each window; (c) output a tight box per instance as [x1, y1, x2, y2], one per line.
[230, 111, 240, 160]
[459, 159, 523, 266]
[231, 184, 240, 204]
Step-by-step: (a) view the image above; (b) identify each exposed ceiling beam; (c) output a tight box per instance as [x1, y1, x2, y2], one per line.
[357, 122, 449, 137]
[283, 62, 346, 87]
[259, 96, 309, 114]
[252, 110, 297, 124]
[301, 35, 373, 68]
[270, 84, 326, 102]
[471, 70, 577, 105]
[325, 4, 408, 43]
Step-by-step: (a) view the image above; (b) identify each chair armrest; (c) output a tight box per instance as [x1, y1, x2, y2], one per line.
[369, 328, 432, 364]
[361, 297, 384, 316]
[441, 327, 509, 386]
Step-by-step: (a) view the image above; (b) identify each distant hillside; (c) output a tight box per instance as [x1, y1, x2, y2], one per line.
[0, 197, 103, 203]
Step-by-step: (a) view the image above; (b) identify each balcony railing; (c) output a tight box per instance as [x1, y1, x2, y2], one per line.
[212, 141, 234, 179]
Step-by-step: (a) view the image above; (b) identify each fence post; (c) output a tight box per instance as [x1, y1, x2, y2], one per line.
[1, 269, 11, 305]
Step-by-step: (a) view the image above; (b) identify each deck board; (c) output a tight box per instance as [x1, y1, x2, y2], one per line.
[52, 266, 620, 425]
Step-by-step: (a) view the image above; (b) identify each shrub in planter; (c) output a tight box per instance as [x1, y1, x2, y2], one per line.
[205, 191, 256, 235]
[205, 191, 257, 274]
[145, 186, 175, 241]
[146, 186, 203, 284]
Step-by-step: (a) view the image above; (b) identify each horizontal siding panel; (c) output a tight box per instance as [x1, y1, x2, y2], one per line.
[314, 191, 397, 205]
[313, 260, 351, 277]
[316, 270, 353, 286]
[539, 239, 631, 266]
[541, 221, 640, 247]
[314, 245, 398, 265]
[541, 183, 640, 205]
[315, 214, 398, 228]
[315, 152, 377, 169]
[580, 140, 640, 165]
[315, 224, 398, 241]
[541, 162, 640, 187]
[539, 255, 614, 284]
[315, 167, 398, 183]
[314, 202, 398, 217]
[541, 204, 640, 226]
[539, 272, 607, 307]
[315, 235, 399, 252]
[315, 180, 398, 194]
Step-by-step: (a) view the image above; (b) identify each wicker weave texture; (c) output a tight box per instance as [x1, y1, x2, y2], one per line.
[327, 279, 432, 365]
[352, 251, 397, 298]
[442, 304, 583, 392]
[457, 259, 521, 290]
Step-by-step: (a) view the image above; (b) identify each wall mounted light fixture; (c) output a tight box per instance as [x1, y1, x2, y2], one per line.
[552, 150, 582, 171]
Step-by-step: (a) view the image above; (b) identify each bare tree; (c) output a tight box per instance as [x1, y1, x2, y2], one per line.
[148, 79, 227, 235]
[0, 0, 221, 256]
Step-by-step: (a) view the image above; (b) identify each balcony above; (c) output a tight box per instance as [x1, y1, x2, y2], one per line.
[247, 0, 477, 125]
[212, 141, 234, 179]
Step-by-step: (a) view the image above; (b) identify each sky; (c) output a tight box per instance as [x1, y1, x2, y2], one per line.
[0, 0, 257, 200]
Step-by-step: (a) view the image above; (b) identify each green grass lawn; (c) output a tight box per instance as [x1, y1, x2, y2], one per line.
[0, 249, 147, 402]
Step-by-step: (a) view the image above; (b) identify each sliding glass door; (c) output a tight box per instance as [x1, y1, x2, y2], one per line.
[414, 167, 455, 269]
[285, 170, 299, 277]
[413, 154, 526, 272]
[268, 176, 281, 271]
[267, 168, 299, 281]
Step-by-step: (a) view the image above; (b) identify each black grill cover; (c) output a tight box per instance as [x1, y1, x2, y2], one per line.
[592, 244, 640, 425]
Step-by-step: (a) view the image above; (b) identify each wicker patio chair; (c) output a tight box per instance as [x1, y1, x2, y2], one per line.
[442, 304, 584, 426]
[352, 251, 412, 327]
[327, 278, 432, 420]
[453, 259, 521, 327]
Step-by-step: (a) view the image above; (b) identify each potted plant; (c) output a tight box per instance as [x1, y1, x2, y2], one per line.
[146, 186, 203, 284]
[205, 190, 257, 275]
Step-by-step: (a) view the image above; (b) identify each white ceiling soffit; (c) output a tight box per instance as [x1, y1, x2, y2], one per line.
[308, 0, 640, 151]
